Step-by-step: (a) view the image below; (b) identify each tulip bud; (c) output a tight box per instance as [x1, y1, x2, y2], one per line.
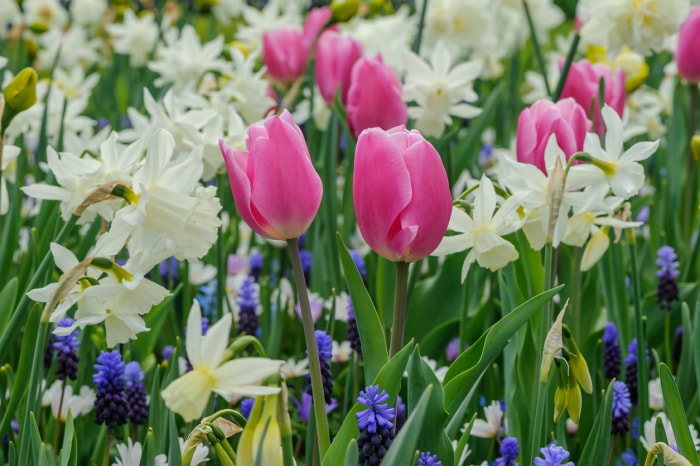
[315, 30, 363, 105]
[331, 0, 360, 22]
[2, 68, 38, 129]
[353, 126, 452, 263]
[691, 134, 700, 162]
[559, 59, 625, 135]
[677, 7, 700, 83]
[262, 28, 308, 84]
[346, 55, 407, 138]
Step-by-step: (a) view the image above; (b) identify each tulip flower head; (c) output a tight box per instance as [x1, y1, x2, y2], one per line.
[676, 6, 700, 83]
[516, 98, 590, 174]
[220, 110, 323, 241]
[353, 126, 452, 263]
[346, 55, 408, 138]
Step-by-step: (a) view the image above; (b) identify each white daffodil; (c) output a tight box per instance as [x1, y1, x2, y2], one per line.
[640, 412, 700, 452]
[332, 341, 353, 364]
[402, 40, 482, 137]
[105, 9, 159, 67]
[149, 25, 230, 92]
[280, 358, 309, 380]
[42, 381, 95, 421]
[501, 135, 574, 250]
[28, 241, 171, 347]
[1, 143, 20, 215]
[161, 301, 283, 422]
[469, 400, 503, 438]
[432, 175, 522, 281]
[568, 105, 659, 200]
[579, 0, 689, 56]
[99, 129, 222, 262]
[112, 438, 168, 466]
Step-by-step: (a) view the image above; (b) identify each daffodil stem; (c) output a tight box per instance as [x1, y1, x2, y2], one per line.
[528, 242, 555, 465]
[390, 261, 410, 358]
[628, 232, 649, 461]
[287, 238, 330, 459]
[665, 312, 672, 368]
[523, 0, 551, 97]
[552, 34, 581, 102]
[683, 84, 698, 237]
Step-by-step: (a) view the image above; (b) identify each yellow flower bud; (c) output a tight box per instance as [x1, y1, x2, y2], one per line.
[613, 50, 648, 92]
[238, 395, 283, 466]
[3, 68, 38, 115]
[566, 369, 582, 424]
[690, 134, 700, 162]
[331, 0, 360, 22]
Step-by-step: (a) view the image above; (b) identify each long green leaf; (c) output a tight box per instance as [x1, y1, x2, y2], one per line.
[407, 348, 453, 466]
[381, 386, 433, 465]
[343, 440, 358, 466]
[58, 412, 76, 466]
[322, 342, 414, 466]
[337, 234, 388, 382]
[660, 363, 700, 466]
[0, 303, 41, 436]
[0, 278, 18, 336]
[443, 286, 563, 414]
[578, 380, 614, 465]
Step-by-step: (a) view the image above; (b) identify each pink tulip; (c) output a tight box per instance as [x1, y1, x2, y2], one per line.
[220, 110, 322, 240]
[346, 55, 407, 138]
[302, 6, 333, 52]
[559, 59, 625, 134]
[353, 126, 452, 263]
[315, 30, 363, 104]
[262, 27, 308, 84]
[516, 98, 591, 173]
[677, 7, 700, 83]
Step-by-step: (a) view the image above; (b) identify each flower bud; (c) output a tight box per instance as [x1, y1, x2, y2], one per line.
[690, 134, 700, 162]
[2, 68, 38, 128]
[330, 0, 360, 22]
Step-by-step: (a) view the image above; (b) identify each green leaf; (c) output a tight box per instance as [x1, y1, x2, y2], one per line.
[28, 412, 43, 466]
[676, 303, 695, 405]
[343, 439, 359, 466]
[0, 278, 18, 336]
[58, 412, 76, 466]
[443, 286, 563, 414]
[0, 303, 41, 436]
[337, 234, 388, 382]
[381, 385, 433, 465]
[407, 348, 453, 466]
[322, 342, 414, 466]
[578, 380, 614, 465]
[660, 363, 700, 466]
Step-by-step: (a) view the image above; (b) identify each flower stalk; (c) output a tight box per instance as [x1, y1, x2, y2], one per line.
[287, 238, 330, 458]
[390, 261, 410, 358]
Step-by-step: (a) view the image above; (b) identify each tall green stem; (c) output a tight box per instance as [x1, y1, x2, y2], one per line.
[389, 261, 410, 358]
[527, 242, 554, 465]
[523, 0, 551, 97]
[628, 233, 649, 460]
[683, 84, 698, 237]
[286, 238, 330, 458]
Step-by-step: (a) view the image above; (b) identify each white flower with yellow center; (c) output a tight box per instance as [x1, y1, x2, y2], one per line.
[470, 400, 503, 438]
[1, 143, 20, 216]
[568, 105, 659, 201]
[580, 0, 689, 55]
[432, 175, 522, 281]
[105, 9, 159, 67]
[402, 41, 482, 138]
[161, 300, 283, 422]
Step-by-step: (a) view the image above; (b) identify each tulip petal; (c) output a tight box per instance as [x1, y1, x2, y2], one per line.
[353, 129, 412, 261]
[220, 139, 271, 238]
[397, 139, 452, 261]
[249, 113, 322, 239]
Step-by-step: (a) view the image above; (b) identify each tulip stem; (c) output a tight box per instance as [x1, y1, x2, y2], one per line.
[389, 261, 410, 358]
[287, 238, 330, 459]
